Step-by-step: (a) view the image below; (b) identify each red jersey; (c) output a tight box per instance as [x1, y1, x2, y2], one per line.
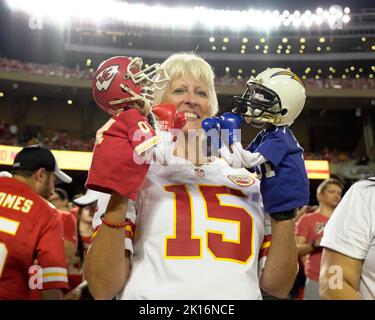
[69, 206, 79, 219]
[57, 210, 78, 247]
[86, 108, 159, 200]
[295, 211, 329, 281]
[67, 236, 91, 290]
[0, 177, 69, 299]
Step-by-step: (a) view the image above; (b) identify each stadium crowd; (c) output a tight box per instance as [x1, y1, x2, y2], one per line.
[0, 58, 92, 80]
[0, 122, 94, 151]
[1, 57, 375, 89]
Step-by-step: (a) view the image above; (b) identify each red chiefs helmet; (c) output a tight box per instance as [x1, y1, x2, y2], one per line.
[92, 56, 169, 115]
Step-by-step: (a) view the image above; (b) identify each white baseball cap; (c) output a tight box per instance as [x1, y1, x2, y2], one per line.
[74, 189, 103, 206]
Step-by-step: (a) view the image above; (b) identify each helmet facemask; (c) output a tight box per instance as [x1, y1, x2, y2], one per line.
[232, 80, 284, 126]
[127, 58, 169, 114]
[110, 57, 170, 115]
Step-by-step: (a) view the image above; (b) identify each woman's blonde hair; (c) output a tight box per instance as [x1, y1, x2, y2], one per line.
[153, 52, 218, 116]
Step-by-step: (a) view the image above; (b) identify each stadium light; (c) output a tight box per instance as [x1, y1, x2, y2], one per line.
[316, 7, 324, 15]
[5, 0, 351, 31]
[343, 15, 351, 23]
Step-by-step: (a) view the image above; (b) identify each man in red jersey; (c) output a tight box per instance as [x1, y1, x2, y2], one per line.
[0, 144, 71, 299]
[295, 178, 344, 299]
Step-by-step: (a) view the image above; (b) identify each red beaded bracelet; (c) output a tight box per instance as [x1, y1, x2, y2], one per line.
[100, 214, 127, 229]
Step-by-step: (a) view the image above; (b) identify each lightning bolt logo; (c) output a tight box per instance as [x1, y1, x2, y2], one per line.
[271, 70, 304, 87]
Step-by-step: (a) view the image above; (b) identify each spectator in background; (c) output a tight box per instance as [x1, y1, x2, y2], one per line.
[0, 145, 71, 299]
[295, 178, 344, 299]
[49, 188, 70, 212]
[320, 178, 375, 299]
[48, 188, 78, 270]
[289, 205, 319, 300]
[74, 190, 105, 254]
[63, 190, 106, 300]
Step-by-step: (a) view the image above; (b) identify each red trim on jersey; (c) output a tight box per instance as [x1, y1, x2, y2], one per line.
[42, 281, 69, 290]
[258, 235, 271, 259]
[258, 247, 270, 259]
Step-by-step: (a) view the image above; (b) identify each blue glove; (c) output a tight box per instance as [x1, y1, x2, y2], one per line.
[218, 112, 244, 145]
[202, 117, 221, 150]
[202, 116, 233, 164]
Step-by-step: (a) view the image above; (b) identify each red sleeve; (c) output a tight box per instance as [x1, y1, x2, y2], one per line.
[36, 208, 69, 290]
[295, 214, 311, 238]
[60, 211, 78, 247]
[86, 108, 155, 200]
[121, 108, 157, 151]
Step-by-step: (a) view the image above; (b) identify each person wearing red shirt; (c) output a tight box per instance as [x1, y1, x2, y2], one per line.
[295, 178, 343, 299]
[0, 145, 72, 299]
[63, 190, 104, 300]
[49, 189, 78, 267]
[49, 188, 70, 212]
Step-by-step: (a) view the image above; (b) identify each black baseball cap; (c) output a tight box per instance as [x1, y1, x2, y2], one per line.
[12, 145, 72, 184]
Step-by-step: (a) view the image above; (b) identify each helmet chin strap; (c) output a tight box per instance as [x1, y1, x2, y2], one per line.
[243, 112, 283, 128]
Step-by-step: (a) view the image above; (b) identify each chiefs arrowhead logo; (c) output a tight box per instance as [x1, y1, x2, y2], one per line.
[95, 65, 120, 91]
[228, 175, 255, 187]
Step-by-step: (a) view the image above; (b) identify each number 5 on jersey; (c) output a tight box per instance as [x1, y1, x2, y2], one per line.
[0, 216, 20, 278]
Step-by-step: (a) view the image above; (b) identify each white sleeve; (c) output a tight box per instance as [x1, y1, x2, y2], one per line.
[321, 181, 372, 260]
[91, 192, 136, 255]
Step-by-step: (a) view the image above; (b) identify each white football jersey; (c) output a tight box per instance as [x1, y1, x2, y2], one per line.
[321, 179, 375, 300]
[104, 156, 271, 300]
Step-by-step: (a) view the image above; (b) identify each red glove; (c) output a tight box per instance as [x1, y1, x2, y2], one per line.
[152, 104, 186, 131]
[174, 111, 187, 130]
[86, 108, 159, 200]
[150, 104, 186, 165]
